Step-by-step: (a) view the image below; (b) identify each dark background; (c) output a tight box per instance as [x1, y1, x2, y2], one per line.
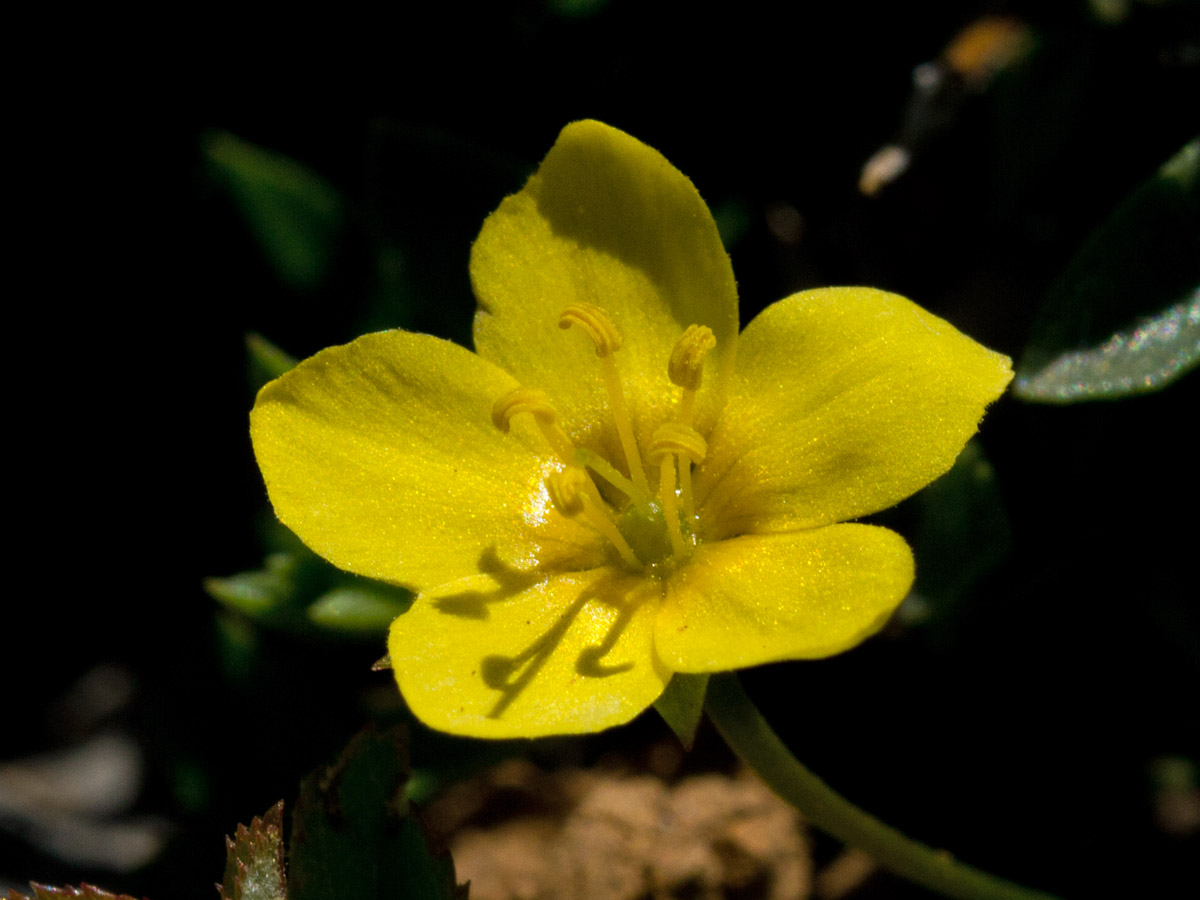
[8, 1, 1197, 898]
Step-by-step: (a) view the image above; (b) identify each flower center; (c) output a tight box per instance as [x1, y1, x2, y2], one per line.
[616, 500, 683, 567]
[492, 306, 716, 575]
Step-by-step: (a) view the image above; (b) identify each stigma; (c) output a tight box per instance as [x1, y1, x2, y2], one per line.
[492, 306, 715, 575]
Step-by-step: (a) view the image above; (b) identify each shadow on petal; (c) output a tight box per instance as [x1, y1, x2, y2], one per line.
[480, 570, 643, 719]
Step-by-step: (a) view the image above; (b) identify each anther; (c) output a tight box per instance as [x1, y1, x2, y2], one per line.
[668, 325, 716, 391]
[647, 423, 708, 466]
[492, 387, 557, 432]
[559, 303, 623, 357]
[492, 387, 576, 462]
[546, 467, 587, 517]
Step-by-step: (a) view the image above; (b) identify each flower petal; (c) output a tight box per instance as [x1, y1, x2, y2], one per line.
[656, 525, 914, 672]
[470, 120, 739, 446]
[389, 569, 670, 738]
[250, 330, 601, 593]
[695, 288, 1013, 536]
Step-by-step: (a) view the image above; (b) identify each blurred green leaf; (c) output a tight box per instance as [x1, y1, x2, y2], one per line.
[711, 197, 752, 250]
[288, 727, 464, 900]
[547, 0, 609, 18]
[215, 610, 261, 685]
[204, 130, 345, 292]
[1016, 138, 1200, 402]
[206, 553, 301, 619]
[901, 442, 1011, 638]
[206, 522, 411, 637]
[365, 245, 417, 333]
[220, 801, 287, 900]
[654, 673, 709, 750]
[308, 587, 412, 635]
[247, 333, 299, 389]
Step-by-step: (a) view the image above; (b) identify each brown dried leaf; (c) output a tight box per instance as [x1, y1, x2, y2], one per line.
[219, 800, 288, 900]
[7, 885, 143, 900]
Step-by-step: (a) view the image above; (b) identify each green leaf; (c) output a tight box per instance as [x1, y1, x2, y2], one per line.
[307, 587, 412, 634]
[220, 801, 288, 900]
[654, 673, 709, 749]
[203, 130, 345, 292]
[1014, 288, 1199, 402]
[1016, 138, 1200, 402]
[288, 727, 464, 900]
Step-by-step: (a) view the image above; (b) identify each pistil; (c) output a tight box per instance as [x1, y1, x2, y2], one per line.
[546, 466, 641, 569]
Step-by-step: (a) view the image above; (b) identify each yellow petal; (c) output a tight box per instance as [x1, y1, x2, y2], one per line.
[656, 525, 914, 671]
[470, 120, 739, 450]
[696, 288, 1013, 537]
[389, 569, 670, 738]
[250, 330, 600, 592]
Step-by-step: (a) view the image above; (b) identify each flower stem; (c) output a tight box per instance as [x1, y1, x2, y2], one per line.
[705, 673, 1063, 900]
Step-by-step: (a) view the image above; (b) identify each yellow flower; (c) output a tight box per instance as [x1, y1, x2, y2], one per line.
[250, 121, 1012, 739]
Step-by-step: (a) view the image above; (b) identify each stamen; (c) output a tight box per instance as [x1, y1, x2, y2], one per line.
[649, 423, 708, 543]
[648, 423, 708, 465]
[655, 455, 686, 558]
[492, 387, 575, 462]
[668, 325, 717, 391]
[558, 303, 623, 357]
[546, 467, 641, 570]
[574, 448, 653, 513]
[668, 325, 716, 427]
[559, 304, 650, 496]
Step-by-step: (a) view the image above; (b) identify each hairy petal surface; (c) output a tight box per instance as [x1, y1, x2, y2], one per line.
[471, 120, 739, 456]
[389, 570, 670, 738]
[251, 330, 598, 593]
[696, 288, 1013, 537]
[656, 525, 914, 672]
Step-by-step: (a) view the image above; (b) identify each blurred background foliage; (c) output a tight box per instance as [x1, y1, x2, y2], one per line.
[7, 1, 1197, 898]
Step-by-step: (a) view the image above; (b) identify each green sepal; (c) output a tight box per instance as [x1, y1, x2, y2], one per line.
[653, 672, 710, 749]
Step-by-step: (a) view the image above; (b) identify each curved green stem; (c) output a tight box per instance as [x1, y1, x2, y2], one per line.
[705, 673, 1063, 900]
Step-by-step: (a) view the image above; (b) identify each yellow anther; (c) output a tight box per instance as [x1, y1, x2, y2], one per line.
[559, 303, 623, 357]
[668, 325, 716, 391]
[492, 386, 576, 462]
[492, 387, 557, 433]
[546, 467, 588, 517]
[647, 422, 708, 466]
